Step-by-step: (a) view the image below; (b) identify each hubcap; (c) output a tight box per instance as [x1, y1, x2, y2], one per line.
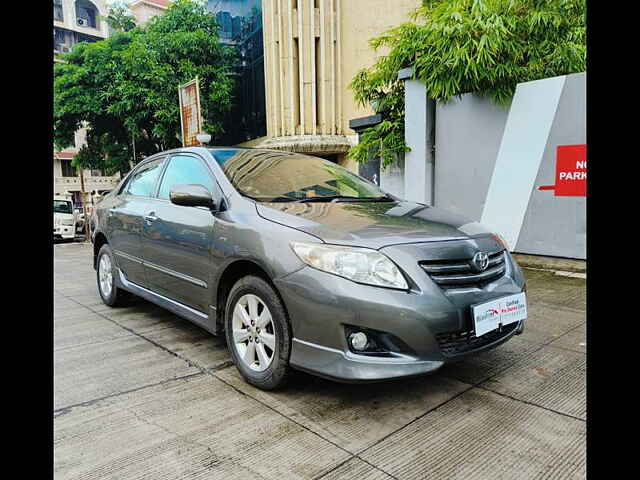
[98, 254, 113, 298]
[232, 294, 276, 372]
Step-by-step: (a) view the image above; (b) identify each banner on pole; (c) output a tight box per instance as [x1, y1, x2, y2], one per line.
[178, 77, 202, 147]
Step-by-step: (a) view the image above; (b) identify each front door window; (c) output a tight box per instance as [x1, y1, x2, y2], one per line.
[157, 155, 216, 200]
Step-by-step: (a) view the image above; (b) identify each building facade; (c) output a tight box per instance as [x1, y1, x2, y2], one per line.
[128, 0, 171, 26]
[54, 0, 110, 59]
[249, 0, 421, 170]
[54, 0, 120, 206]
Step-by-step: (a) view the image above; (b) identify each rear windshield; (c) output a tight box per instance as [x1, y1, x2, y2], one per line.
[209, 149, 387, 203]
[54, 200, 73, 214]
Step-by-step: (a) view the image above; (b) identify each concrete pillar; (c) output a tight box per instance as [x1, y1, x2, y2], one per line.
[399, 67, 435, 205]
[349, 113, 405, 198]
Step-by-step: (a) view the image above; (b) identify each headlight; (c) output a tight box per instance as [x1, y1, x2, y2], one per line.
[291, 242, 408, 290]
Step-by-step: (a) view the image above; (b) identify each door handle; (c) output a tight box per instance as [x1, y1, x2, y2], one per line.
[144, 212, 157, 224]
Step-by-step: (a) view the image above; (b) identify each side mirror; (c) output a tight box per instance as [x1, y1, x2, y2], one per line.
[169, 184, 216, 209]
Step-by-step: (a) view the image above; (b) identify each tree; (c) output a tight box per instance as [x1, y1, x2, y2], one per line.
[102, 1, 137, 33]
[348, 0, 586, 168]
[54, 0, 236, 175]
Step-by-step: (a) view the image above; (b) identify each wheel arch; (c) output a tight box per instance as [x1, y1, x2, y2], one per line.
[93, 231, 109, 270]
[214, 259, 288, 334]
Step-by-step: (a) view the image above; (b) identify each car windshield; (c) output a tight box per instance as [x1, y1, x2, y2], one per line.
[210, 149, 389, 202]
[54, 200, 73, 214]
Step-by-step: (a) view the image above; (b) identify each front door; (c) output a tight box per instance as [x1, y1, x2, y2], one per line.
[108, 157, 165, 286]
[141, 154, 219, 314]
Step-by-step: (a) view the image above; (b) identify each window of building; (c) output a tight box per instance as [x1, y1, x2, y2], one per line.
[61, 160, 78, 177]
[124, 158, 164, 197]
[75, 0, 99, 29]
[157, 155, 215, 200]
[53, 28, 69, 53]
[54, 0, 64, 22]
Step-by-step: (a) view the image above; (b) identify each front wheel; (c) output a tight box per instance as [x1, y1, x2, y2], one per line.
[224, 276, 292, 390]
[96, 244, 132, 307]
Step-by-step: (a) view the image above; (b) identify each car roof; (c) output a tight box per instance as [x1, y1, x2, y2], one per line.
[135, 146, 299, 167]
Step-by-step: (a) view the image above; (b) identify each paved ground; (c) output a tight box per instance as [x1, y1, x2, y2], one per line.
[54, 243, 586, 480]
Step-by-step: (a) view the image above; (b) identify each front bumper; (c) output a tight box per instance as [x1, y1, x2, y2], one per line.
[274, 239, 526, 382]
[54, 225, 75, 239]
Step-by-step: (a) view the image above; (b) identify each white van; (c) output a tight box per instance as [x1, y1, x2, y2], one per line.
[54, 194, 76, 240]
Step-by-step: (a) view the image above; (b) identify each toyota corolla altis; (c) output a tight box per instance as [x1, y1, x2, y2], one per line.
[92, 147, 527, 390]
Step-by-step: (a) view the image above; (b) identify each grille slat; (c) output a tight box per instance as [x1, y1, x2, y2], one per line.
[420, 250, 506, 289]
[435, 322, 518, 356]
[421, 262, 471, 274]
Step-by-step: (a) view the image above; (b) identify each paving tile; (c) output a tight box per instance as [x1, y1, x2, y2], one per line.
[523, 269, 586, 311]
[321, 458, 394, 480]
[481, 345, 586, 419]
[518, 303, 585, 346]
[215, 367, 470, 453]
[54, 305, 97, 321]
[66, 291, 106, 308]
[360, 388, 586, 480]
[54, 296, 80, 309]
[439, 335, 542, 385]
[144, 322, 229, 369]
[54, 306, 90, 320]
[54, 297, 88, 313]
[54, 335, 199, 411]
[54, 311, 131, 351]
[54, 374, 350, 480]
[100, 301, 192, 334]
[549, 324, 586, 354]
[55, 286, 99, 298]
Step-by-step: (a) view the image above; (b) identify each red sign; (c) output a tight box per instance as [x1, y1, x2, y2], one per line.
[538, 144, 586, 196]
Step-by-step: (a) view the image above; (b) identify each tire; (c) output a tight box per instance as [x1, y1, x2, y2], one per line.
[96, 244, 133, 307]
[224, 275, 292, 390]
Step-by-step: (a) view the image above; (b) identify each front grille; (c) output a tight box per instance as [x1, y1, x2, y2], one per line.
[419, 250, 506, 289]
[435, 322, 519, 357]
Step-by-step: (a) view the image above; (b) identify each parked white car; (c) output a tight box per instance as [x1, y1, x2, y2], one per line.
[54, 195, 76, 240]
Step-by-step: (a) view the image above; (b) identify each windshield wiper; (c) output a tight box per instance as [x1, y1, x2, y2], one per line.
[298, 195, 394, 203]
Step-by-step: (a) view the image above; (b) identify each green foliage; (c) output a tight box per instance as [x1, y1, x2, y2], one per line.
[103, 1, 137, 32]
[54, 0, 236, 174]
[348, 0, 586, 168]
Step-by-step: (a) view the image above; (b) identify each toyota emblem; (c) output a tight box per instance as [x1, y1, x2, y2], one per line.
[471, 252, 489, 272]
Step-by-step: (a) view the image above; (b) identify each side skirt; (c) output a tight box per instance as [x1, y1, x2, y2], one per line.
[116, 269, 218, 335]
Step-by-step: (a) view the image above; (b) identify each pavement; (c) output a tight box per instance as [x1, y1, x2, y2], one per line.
[54, 242, 586, 480]
[512, 253, 586, 274]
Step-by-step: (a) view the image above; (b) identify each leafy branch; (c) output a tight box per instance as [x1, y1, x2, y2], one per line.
[348, 0, 586, 168]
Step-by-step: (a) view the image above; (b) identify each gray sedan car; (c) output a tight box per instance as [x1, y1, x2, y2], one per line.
[92, 147, 527, 390]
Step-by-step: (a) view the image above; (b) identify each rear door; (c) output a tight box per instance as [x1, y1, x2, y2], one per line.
[107, 156, 165, 287]
[141, 153, 220, 313]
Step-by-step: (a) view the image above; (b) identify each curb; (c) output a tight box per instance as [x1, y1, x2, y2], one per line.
[512, 253, 586, 274]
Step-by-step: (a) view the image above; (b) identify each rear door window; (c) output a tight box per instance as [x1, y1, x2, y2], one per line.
[124, 158, 164, 197]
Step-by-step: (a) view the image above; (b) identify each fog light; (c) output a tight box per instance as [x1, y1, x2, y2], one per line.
[349, 332, 368, 351]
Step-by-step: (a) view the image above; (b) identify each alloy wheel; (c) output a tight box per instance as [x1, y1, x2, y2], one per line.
[98, 254, 113, 298]
[232, 294, 276, 372]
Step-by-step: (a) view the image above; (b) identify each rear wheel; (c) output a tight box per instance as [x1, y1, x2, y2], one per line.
[225, 276, 292, 390]
[96, 244, 132, 307]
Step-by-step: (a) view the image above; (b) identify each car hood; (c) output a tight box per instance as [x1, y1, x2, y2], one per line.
[256, 200, 495, 249]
